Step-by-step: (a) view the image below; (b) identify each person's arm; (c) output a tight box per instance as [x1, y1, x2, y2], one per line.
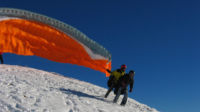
[106, 69, 111, 73]
[129, 79, 134, 92]
[109, 75, 114, 81]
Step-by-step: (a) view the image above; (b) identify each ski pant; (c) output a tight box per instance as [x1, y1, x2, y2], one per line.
[113, 87, 128, 105]
[0, 55, 3, 64]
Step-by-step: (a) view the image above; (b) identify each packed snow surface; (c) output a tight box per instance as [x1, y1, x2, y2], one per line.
[0, 65, 159, 112]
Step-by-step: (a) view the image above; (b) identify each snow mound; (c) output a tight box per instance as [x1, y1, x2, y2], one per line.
[0, 65, 159, 112]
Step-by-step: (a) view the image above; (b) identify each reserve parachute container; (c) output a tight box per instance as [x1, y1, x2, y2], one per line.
[0, 8, 111, 76]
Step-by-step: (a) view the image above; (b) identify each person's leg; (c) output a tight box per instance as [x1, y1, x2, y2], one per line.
[105, 87, 112, 98]
[0, 55, 3, 64]
[113, 87, 122, 103]
[105, 84, 114, 98]
[120, 89, 128, 106]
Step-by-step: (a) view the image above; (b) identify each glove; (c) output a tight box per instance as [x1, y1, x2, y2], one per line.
[129, 89, 132, 93]
[106, 69, 111, 73]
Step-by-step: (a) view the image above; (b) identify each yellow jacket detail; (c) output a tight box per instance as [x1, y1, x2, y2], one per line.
[111, 69, 125, 84]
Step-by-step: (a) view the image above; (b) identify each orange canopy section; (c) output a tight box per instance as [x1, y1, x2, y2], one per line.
[0, 8, 112, 76]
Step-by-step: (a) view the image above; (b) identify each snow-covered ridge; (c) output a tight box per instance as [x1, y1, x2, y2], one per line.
[0, 65, 159, 112]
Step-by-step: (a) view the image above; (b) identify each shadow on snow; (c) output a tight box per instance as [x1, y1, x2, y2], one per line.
[60, 88, 111, 103]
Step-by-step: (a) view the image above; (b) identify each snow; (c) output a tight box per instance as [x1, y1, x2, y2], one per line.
[0, 65, 159, 112]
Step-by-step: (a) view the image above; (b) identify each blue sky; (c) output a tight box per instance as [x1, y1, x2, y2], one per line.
[1, 0, 200, 112]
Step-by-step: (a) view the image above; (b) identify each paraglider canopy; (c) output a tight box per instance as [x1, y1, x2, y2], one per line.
[0, 8, 112, 76]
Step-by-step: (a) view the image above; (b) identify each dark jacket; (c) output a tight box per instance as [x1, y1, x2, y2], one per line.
[114, 74, 134, 94]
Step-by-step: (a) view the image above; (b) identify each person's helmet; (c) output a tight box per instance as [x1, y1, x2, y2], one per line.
[121, 64, 127, 69]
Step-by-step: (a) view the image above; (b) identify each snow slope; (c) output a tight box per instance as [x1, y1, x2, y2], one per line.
[0, 65, 159, 112]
